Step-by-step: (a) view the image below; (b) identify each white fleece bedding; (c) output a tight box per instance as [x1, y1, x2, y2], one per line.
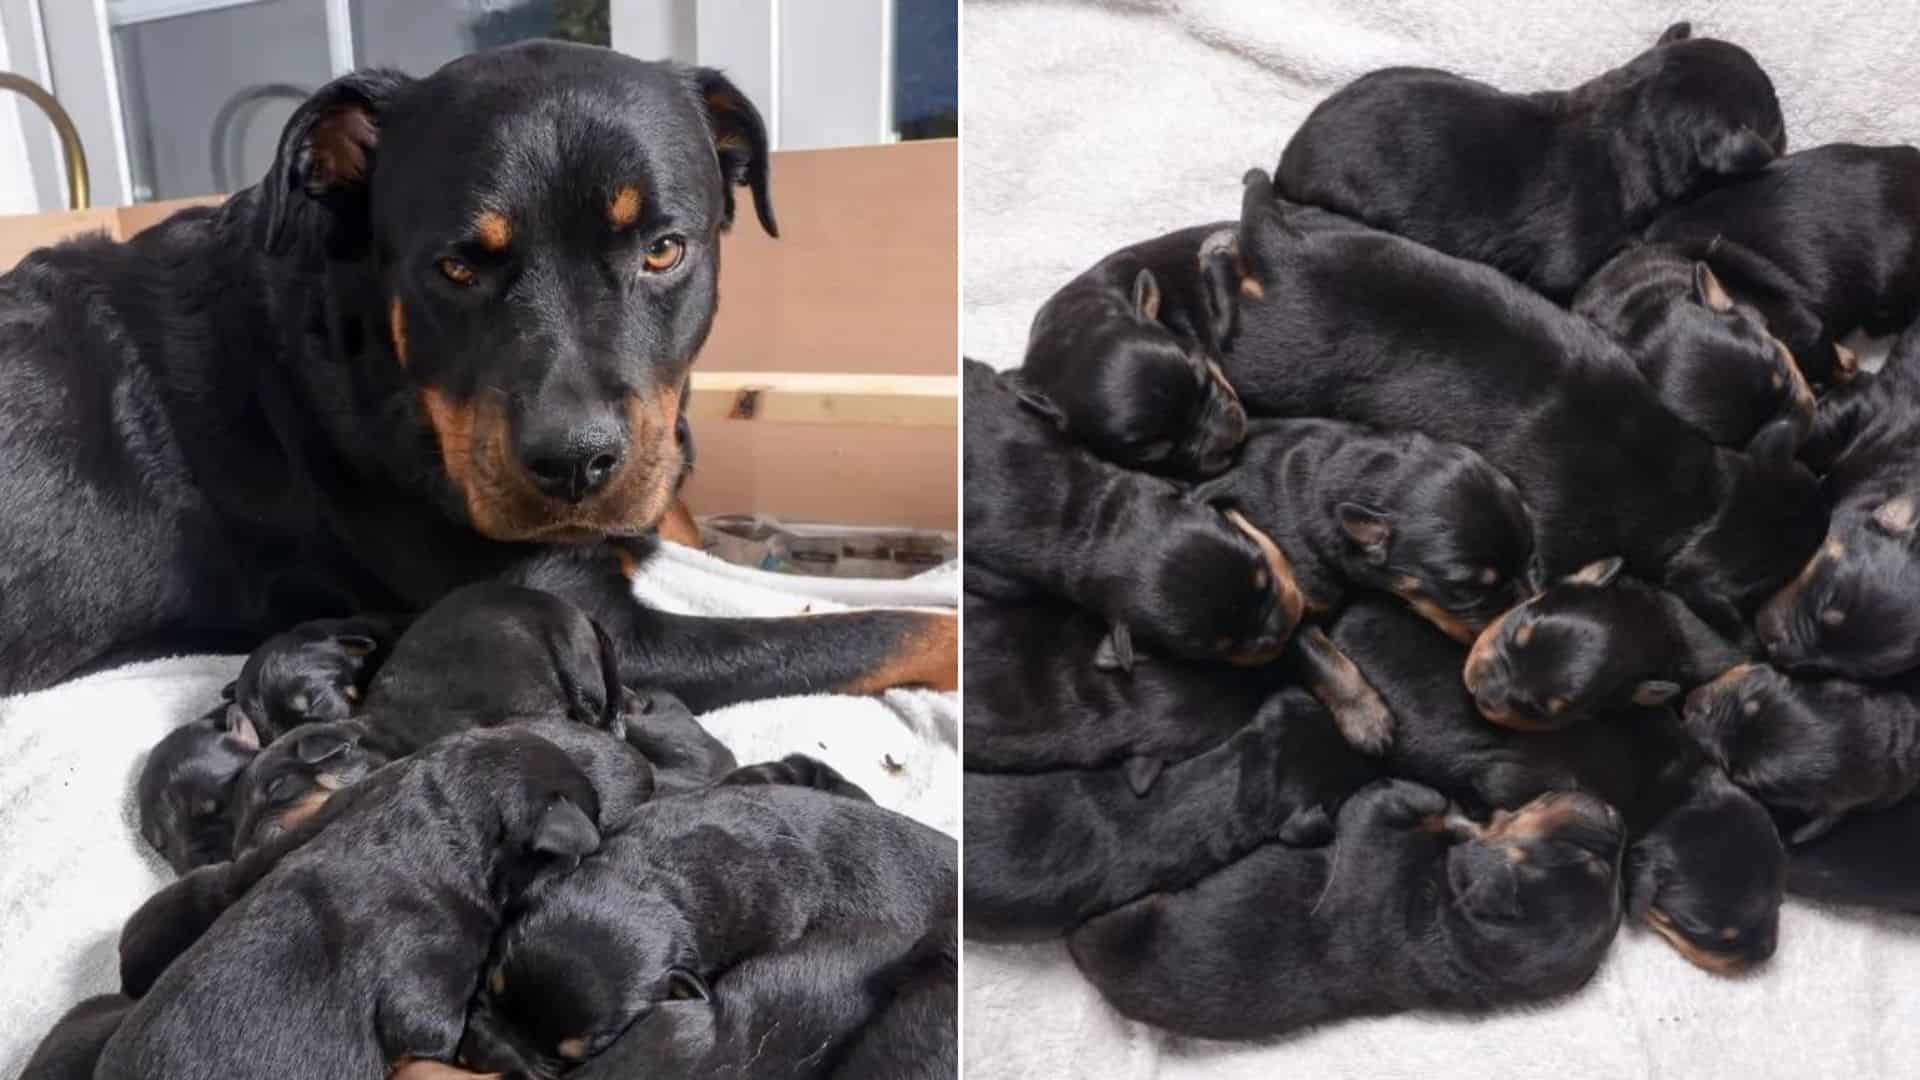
[963, 2, 1920, 1076]
[0, 543, 957, 1072]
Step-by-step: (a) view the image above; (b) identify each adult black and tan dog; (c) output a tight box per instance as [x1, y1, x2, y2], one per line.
[0, 41, 953, 706]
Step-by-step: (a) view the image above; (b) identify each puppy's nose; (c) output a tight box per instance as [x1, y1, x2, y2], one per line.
[520, 420, 627, 503]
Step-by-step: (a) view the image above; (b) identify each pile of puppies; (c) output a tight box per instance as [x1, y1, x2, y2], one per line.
[23, 583, 957, 1078]
[965, 21, 1920, 1040]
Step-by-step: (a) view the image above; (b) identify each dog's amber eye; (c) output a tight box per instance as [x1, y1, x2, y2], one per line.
[643, 236, 686, 273]
[439, 257, 476, 286]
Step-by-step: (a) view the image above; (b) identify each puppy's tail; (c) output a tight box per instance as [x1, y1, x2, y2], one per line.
[1236, 168, 1293, 293]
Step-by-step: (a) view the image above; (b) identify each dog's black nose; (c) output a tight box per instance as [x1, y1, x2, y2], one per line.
[521, 421, 627, 503]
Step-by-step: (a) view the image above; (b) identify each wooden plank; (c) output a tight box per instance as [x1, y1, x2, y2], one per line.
[687, 371, 956, 427]
[682, 421, 956, 532]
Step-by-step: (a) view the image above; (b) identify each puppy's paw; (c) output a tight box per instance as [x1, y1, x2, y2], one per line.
[721, 754, 874, 803]
[1357, 779, 1450, 827]
[1277, 804, 1335, 846]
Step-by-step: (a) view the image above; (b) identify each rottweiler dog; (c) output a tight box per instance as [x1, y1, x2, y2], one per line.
[964, 358, 1302, 665]
[1759, 333, 1920, 678]
[1463, 557, 1749, 731]
[136, 707, 260, 873]
[457, 784, 955, 1077]
[963, 687, 1380, 942]
[1785, 795, 1920, 913]
[1321, 601, 1785, 973]
[227, 718, 394, 856]
[100, 728, 608, 1079]
[17, 994, 135, 1080]
[1644, 143, 1920, 387]
[1226, 173, 1827, 635]
[1016, 224, 1247, 475]
[0, 41, 953, 708]
[1275, 22, 1782, 300]
[961, 595, 1285, 773]
[1573, 244, 1814, 447]
[1191, 416, 1533, 640]
[228, 615, 402, 745]
[1067, 780, 1625, 1040]
[1685, 663, 1920, 844]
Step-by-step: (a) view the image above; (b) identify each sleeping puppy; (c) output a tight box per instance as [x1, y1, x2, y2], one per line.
[1191, 417, 1533, 640]
[964, 358, 1303, 665]
[1785, 795, 1920, 913]
[963, 687, 1380, 942]
[616, 687, 736, 795]
[1758, 331, 1920, 678]
[1644, 143, 1920, 387]
[458, 784, 955, 1077]
[824, 923, 958, 1080]
[100, 728, 608, 1079]
[227, 719, 394, 856]
[18, 994, 135, 1080]
[1017, 224, 1247, 475]
[136, 707, 259, 873]
[1574, 245, 1814, 447]
[1463, 557, 1748, 731]
[1684, 663, 1920, 844]
[229, 614, 403, 744]
[1323, 600, 1785, 973]
[1276, 22, 1782, 300]
[1067, 780, 1625, 1040]
[1225, 173, 1827, 636]
[962, 594, 1285, 773]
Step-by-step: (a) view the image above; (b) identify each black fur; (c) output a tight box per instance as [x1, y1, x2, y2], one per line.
[17, 994, 135, 1080]
[229, 615, 402, 745]
[227, 718, 393, 856]
[1786, 795, 1920, 913]
[135, 708, 259, 873]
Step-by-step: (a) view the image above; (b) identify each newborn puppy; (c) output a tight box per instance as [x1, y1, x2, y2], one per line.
[1759, 331, 1920, 678]
[1685, 663, 1920, 843]
[18, 994, 134, 1080]
[136, 708, 259, 873]
[230, 614, 402, 744]
[964, 358, 1303, 665]
[101, 728, 608, 1079]
[1068, 781, 1625, 1040]
[1574, 245, 1813, 447]
[1017, 224, 1248, 475]
[227, 719, 394, 856]
[1463, 557, 1748, 731]
[1787, 795, 1920, 913]
[1276, 22, 1782, 300]
[964, 687, 1379, 942]
[1644, 143, 1920, 386]
[1192, 417, 1533, 640]
[459, 784, 955, 1078]
[615, 687, 736, 795]
[1326, 600, 1785, 973]
[962, 595, 1284, 773]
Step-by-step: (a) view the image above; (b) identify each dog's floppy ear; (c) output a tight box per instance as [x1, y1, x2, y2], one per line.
[1693, 263, 1735, 312]
[1131, 268, 1162, 322]
[1657, 21, 1692, 45]
[1335, 503, 1392, 565]
[1568, 556, 1625, 588]
[1006, 375, 1070, 431]
[1093, 624, 1136, 673]
[692, 68, 777, 237]
[1448, 842, 1521, 922]
[258, 69, 412, 253]
[1700, 127, 1778, 177]
[1121, 755, 1165, 797]
[530, 796, 601, 864]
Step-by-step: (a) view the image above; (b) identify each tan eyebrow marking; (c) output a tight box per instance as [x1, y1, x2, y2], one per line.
[609, 186, 643, 228]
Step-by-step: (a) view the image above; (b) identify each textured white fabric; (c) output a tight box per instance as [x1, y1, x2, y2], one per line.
[0, 545, 956, 1071]
[963, 3, 1920, 1075]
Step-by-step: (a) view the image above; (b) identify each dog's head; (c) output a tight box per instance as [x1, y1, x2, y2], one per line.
[229, 720, 389, 856]
[1126, 502, 1304, 666]
[1757, 497, 1920, 679]
[1629, 769, 1784, 974]
[233, 618, 389, 745]
[1334, 434, 1533, 642]
[137, 713, 260, 873]
[1669, 421, 1827, 632]
[1598, 23, 1784, 198]
[1683, 663, 1873, 821]
[260, 42, 773, 542]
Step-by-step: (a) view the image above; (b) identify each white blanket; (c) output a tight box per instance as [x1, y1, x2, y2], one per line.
[964, 2, 1920, 1076]
[0, 543, 957, 1071]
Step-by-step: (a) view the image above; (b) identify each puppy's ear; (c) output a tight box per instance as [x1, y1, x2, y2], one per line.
[335, 634, 378, 659]
[1093, 625, 1136, 673]
[294, 728, 354, 765]
[1745, 415, 1801, 472]
[1121, 755, 1165, 797]
[1567, 557, 1624, 588]
[1657, 21, 1692, 44]
[1335, 503, 1392, 565]
[1871, 494, 1919, 537]
[1448, 843, 1521, 922]
[1197, 229, 1241, 348]
[666, 967, 712, 1003]
[1131, 268, 1162, 322]
[692, 68, 776, 237]
[1701, 127, 1778, 177]
[258, 69, 413, 253]
[1692, 263, 1735, 312]
[1007, 376, 1070, 431]
[530, 797, 601, 863]
[1631, 680, 1683, 707]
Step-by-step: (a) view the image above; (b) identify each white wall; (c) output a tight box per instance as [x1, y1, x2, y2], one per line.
[0, 15, 45, 214]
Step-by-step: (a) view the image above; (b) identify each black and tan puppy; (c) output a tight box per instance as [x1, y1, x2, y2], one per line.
[18, 994, 135, 1080]
[964, 687, 1380, 942]
[1067, 781, 1625, 1040]
[961, 595, 1285, 773]
[1226, 173, 1827, 635]
[135, 707, 259, 873]
[964, 358, 1302, 665]
[1644, 143, 1920, 386]
[1321, 601, 1785, 973]
[227, 718, 394, 856]
[1192, 417, 1533, 641]
[100, 728, 608, 1079]
[1759, 332, 1920, 678]
[1785, 795, 1920, 913]
[1574, 245, 1813, 447]
[1685, 663, 1920, 844]
[1276, 22, 1782, 300]
[1463, 557, 1748, 731]
[1017, 224, 1247, 475]
[228, 615, 402, 745]
[458, 784, 954, 1078]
